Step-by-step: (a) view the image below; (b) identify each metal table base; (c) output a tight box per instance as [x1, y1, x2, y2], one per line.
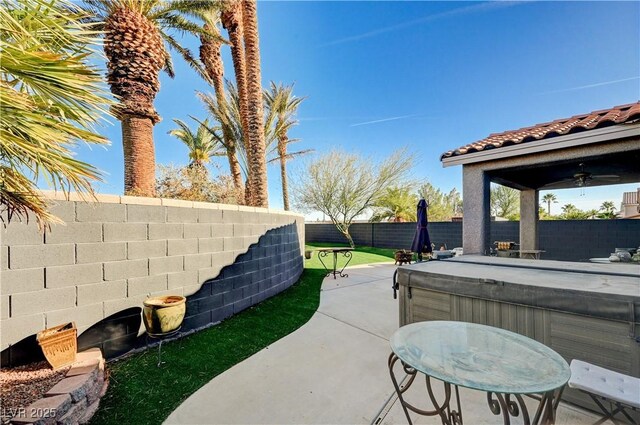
[389, 353, 565, 425]
[317, 248, 353, 279]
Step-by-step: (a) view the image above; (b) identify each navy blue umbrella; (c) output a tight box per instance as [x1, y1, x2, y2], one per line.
[411, 199, 432, 261]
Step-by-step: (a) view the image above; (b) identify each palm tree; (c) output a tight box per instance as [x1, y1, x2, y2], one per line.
[220, 0, 253, 203]
[201, 82, 311, 204]
[168, 118, 225, 170]
[264, 82, 309, 210]
[370, 187, 418, 222]
[83, 0, 209, 197]
[241, 0, 269, 207]
[1, 0, 111, 228]
[198, 85, 249, 181]
[598, 201, 617, 219]
[541, 193, 558, 215]
[198, 7, 244, 199]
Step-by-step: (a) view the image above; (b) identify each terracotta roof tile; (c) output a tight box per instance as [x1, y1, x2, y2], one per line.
[440, 102, 640, 160]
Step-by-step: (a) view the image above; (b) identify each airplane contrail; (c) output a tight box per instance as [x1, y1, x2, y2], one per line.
[539, 76, 640, 94]
[349, 114, 420, 127]
[320, 1, 527, 47]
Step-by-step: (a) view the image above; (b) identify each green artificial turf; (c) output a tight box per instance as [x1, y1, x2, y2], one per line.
[91, 245, 394, 425]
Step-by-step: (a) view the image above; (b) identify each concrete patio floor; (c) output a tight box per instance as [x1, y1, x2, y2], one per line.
[166, 263, 603, 425]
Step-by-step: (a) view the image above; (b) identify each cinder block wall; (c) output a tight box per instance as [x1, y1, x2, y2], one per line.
[306, 220, 640, 261]
[0, 193, 304, 363]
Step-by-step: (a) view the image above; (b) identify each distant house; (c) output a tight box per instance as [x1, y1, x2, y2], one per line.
[619, 188, 640, 219]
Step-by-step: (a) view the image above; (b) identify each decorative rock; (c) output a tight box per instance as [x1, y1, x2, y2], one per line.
[11, 394, 71, 425]
[65, 362, 98, 378]
[72, 348, 101, 368]
[45, 369, 96, 403]
[55, 398, 86, 425]
[99, 378, 109, 398]
[9, 349, 107, 425]
[86, 374, 104, 405]
[78, 400, 100, 425]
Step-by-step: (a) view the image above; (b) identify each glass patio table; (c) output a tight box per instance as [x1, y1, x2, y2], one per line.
[388, 321, 570, 425]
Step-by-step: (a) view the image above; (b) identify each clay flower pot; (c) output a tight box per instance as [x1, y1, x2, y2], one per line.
[143, 295, 186, 336]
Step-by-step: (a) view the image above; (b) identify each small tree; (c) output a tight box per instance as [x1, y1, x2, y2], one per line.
[490, 185, 520, 219]
[417, 183, 462, 222]
[156, 164, 240, 204]
[293, 149, 413, 247]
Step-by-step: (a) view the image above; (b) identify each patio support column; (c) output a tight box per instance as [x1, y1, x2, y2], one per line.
[519, 189, 539, 250]
[462, 165, 491, 255]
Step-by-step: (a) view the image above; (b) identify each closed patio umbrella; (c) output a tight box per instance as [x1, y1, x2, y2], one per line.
[411, 199, 432, 262]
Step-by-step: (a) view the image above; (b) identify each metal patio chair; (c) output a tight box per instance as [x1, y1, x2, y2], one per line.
[569, 359, 640, 425]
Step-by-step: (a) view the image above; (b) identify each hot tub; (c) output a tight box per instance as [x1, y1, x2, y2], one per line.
[396, 255, 640, 413]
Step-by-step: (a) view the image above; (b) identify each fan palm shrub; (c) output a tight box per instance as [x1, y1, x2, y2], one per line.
[0, 0, 111, 228]
[83, 0, 210, 196]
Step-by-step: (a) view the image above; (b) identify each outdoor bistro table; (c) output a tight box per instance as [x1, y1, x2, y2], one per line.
[315, 247, 354, 279]
[389, 321, 570, 425]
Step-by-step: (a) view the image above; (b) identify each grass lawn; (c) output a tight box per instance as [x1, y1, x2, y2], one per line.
[92, 245, 394, 425]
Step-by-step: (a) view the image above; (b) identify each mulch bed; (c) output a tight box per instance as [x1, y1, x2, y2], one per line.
[0, 361, 70, 424]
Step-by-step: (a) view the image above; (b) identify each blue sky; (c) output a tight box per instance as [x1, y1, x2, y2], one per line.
[77, 1, 640, 215]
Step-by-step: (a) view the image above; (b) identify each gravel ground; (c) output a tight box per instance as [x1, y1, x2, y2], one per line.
[0, 361, 69, 424]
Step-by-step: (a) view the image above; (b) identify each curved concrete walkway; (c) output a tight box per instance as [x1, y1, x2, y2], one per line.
[166, 263, 600, 425]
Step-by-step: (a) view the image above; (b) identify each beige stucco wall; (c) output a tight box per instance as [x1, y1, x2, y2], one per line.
[0, 193, 304, 351]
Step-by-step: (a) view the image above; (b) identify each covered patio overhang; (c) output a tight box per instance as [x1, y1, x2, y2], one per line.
[440, 102, 640, 255]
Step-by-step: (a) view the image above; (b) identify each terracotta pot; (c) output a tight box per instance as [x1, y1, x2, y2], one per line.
[143, 295, 186, 335]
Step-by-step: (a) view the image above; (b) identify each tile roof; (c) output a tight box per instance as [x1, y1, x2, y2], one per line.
[441, 102, 640, 160]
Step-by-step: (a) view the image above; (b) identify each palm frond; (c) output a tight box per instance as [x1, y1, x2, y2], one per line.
[161, 31, 208, 82]
[0, 0, 111, 227]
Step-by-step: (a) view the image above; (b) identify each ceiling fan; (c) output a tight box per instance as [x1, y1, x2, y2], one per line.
[544, 163, 620, 189]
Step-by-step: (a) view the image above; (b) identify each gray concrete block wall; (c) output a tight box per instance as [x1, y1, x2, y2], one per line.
[182, 223, 303, 332]
[1, 193, 304, 364]
[306, 220, 640, 261]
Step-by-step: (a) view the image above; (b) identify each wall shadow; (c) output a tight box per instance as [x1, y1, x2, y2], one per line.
[1, 223, 303, 367]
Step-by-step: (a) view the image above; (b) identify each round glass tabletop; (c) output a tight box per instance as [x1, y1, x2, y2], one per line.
[390, 321, 570, 394]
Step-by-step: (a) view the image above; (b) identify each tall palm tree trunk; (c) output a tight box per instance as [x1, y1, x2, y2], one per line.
[105, 7, 164, 196]
[277, 135, 290, 210]
[221, 2, 253, 205]
[242, 0, 268, 208]
[121, 116, 156, 196]
[199, 22, 244, 200]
